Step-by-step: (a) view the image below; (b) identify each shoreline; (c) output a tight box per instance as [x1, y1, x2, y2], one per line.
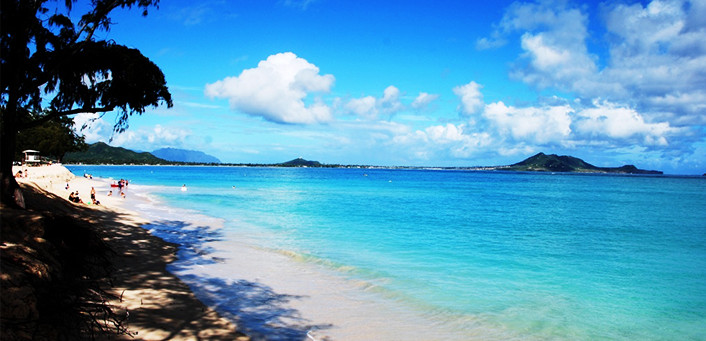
[6, 164, 249, 340]
[72, 166, 501, 340]
[8, 164, 704, 340]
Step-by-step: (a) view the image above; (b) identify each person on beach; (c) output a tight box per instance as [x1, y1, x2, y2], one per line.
[90, 187, 96, 202]
[68, 192, 83, 204]
[120, 191, 126, 199]
[107, 190, 113, 196]
[15, 170, 22, 178]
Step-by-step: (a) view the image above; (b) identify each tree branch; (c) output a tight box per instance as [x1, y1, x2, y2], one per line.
[19, 107, 115, 130]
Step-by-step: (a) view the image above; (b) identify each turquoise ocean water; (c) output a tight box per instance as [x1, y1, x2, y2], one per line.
[67, 165, 706, 340]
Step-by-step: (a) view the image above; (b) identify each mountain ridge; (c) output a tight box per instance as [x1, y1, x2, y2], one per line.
[63, 142, 169, 164]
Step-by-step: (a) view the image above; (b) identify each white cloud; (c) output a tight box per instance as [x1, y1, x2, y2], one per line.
[484, 0, 706, 126]
[72, 111, 194, 150]
[470, 0, 705, 172]
[425, 123, 467, 143]
[411, 92, 440, 109]
[205, 52, 334, 124]
[574, 101, 674, 146]
[72, 112, 111, 143]
[483, 101, 573, 144]
[393, 123, 493, 159]
[453, 81, 484, 115]
[110, 124, 191, 150]
[345, 96, 378, 119]
[381, 86, 403, 113]
[597, 0, 706, 121]
[476, 36, 507, 50]
[345, 85, 404, 119]
[521, 33, 571, 68]
[499, 1, 597, 89]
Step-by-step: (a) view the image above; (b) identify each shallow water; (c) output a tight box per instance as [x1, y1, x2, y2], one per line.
[68, 165, 706, 340]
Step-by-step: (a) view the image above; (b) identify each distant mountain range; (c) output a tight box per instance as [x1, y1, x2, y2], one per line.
[64, 143, 222, 165]
[502, 152, 663, 174]
[152, 148, 221, 163]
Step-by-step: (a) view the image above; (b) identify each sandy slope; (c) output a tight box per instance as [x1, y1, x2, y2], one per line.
[5, 165, 248, 340]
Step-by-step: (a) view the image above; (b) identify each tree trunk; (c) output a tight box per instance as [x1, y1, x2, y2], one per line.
[1, 114, 23, 208]
[1, 0, 31, 208]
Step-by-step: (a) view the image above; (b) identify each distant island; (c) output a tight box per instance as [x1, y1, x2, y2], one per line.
[64, 144, 663, 174]
[278, 158, 322, 167]
[499, 152, 663, 175]
[152, 147, 221, 164]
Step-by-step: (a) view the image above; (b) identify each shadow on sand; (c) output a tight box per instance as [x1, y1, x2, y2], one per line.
[2, 184, 248, 340]
[141, 219, 333, 340]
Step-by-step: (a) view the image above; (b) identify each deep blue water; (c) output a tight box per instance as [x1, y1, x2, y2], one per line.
[67, 165, 706, 340]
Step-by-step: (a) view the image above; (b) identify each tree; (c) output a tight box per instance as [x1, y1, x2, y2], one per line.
[15, 114, 88, 163]
[1, 0, 172, 206]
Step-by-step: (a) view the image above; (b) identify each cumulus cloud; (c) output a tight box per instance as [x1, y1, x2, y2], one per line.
[574, 101, 674, 146]
[481, 0, 706, 125]
[597, 0, 706, 120]
[393, 123, 493, 159]
[345, 96, 378, 119]
[453, 81, 484, 115]
[345, 85, 404, 119]
[72, 112, 111, 143]
[411, 92, 440, 109]
[498, 0, 597, 89]
[483, 101, 573, 144]
[469, 0, 706, 171]
[205, 52, 334, 124]
[381, 86, 403, 113]
[72, 111, 194, 151]
[110, 124, 191, 150]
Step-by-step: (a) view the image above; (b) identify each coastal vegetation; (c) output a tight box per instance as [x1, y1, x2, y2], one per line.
[15, 115, 88, 163]
[64, 142, 169, 165]
[1, 0, 173, 206]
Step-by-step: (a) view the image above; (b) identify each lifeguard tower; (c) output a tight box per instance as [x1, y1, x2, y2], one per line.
[23, 150, 41, 165]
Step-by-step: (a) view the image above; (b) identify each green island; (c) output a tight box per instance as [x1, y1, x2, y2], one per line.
[497, 152, 663, 174]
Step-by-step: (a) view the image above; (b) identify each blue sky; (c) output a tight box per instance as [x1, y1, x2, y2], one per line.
[71, 0, 706, 174]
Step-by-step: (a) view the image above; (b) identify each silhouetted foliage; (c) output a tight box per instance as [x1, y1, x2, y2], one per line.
[15, 114, 88, 163]
[1, 0, 172, 205]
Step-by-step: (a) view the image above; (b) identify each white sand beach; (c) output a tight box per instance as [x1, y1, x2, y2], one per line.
[8, 164, 248, 340]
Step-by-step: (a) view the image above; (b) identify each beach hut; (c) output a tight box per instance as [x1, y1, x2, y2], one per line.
[23, 150, 41, 165]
